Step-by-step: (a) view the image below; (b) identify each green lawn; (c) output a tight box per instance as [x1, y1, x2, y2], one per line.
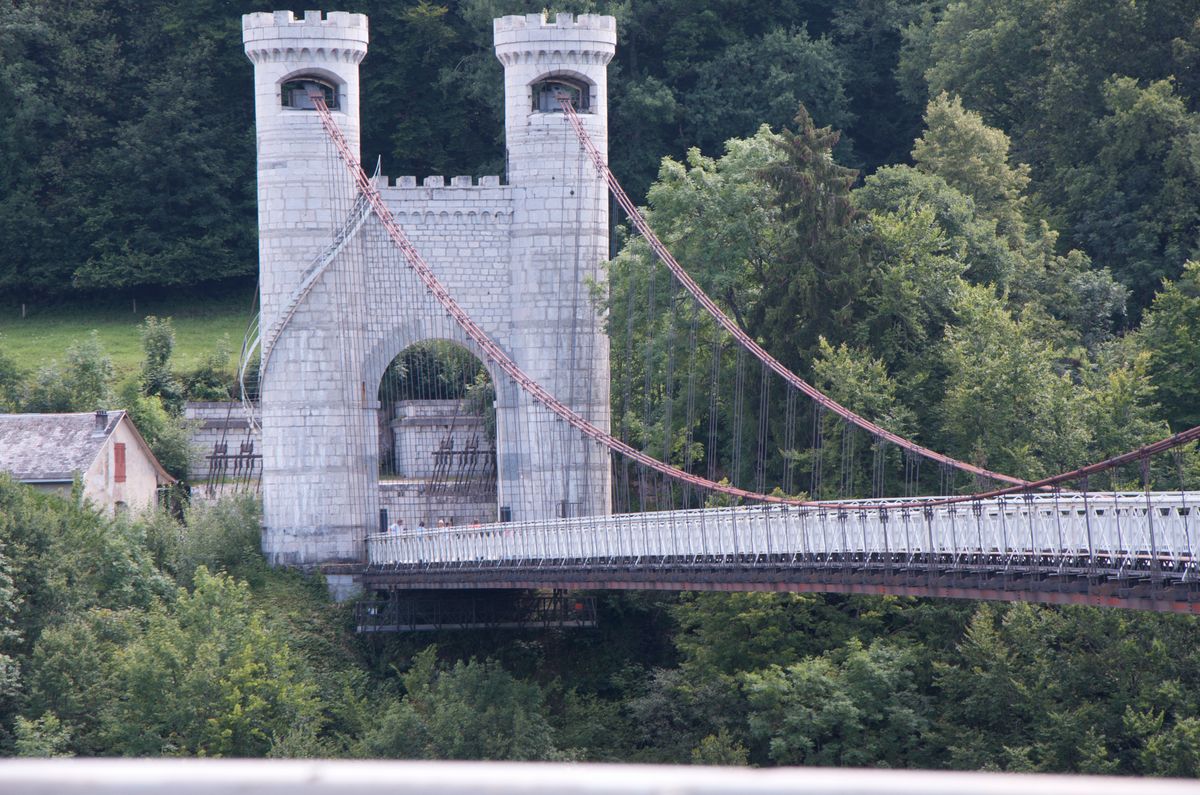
[0, 283, 257, 382]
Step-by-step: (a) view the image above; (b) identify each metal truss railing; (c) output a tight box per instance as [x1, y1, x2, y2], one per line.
[367, 492, 1200, 582]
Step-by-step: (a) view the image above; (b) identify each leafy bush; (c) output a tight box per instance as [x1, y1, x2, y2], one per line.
[174, 495, 264, 588]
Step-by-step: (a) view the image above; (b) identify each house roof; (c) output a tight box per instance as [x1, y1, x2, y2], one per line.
[0, 410, 175, 485]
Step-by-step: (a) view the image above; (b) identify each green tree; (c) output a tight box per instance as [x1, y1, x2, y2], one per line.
[933, 603, 1200, 774]
[172, 496, 265, 589]
[672, 592, 844, 678]
[181, 335, 233, 402]
[912, 92, 1030, 245]
[743, 638, 931, 767]
[14, 712, 73, 757]
[687, 28, 854, 159]
[1063, 78, 1200, 309]
[809, 340, 919, 498]
[831, 0, 929, 168]
[932, 603, 1033, 769]
[1126, 710, 1200, 777]
[0, 544, 21, 734]
[137, 316, 183, 415]
[758, 106, 866, 371]
[361, 646, 560, 760]
[907, 0, 1044, 136]
[855, 164, 1021, 292]
[691, 728, 749, 766]
[1138, 261, 1200, 430]
[102, 567, 322, 757]
[937, 285, 1091, 478]
[23, 331, 113, 412]
[22, 611, 135, 756]
[1081, 340, 1169, 461]
[855, 159, 1126, 354]
[621, 665, 747, 764]
[0, 0, 256, 294]
[359, 1, 504, 181]
[0, 340, 23, 411]
[605, 128, 786, 482]
[907, 0, 1200, 312]
[857, 202, 966, 371]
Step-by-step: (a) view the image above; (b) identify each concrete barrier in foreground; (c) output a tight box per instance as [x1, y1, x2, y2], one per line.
[2, 760, 1199, 795]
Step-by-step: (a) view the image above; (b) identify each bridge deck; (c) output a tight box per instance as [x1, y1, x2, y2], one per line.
[363, 493, 1200, 612]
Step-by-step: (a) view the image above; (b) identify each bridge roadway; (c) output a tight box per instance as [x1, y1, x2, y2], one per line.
[362, 492, 1200, 612]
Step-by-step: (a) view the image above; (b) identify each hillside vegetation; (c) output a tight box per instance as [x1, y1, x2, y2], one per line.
[1, 1, 1197, 316]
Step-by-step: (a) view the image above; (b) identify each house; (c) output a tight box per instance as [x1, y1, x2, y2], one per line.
[0, 410, 175, 515]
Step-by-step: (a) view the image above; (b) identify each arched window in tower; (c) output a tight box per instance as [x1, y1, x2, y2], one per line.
[531, 77, 591, 113]
[281, 77, 339, 110]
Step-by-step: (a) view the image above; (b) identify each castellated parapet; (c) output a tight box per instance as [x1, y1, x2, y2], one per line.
[243, 10, 368, 63]
[493, 13, 616, 65]
[246, 10, 614, 572]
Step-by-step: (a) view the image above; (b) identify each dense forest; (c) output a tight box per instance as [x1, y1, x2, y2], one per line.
[1, 0, 1200, 772]
[1, 0, 1197, 312]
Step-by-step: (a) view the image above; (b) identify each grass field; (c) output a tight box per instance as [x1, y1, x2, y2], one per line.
[0, 282, 257, 382]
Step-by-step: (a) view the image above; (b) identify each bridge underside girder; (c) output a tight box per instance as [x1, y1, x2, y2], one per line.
[361, 561, 1200, 614]
[354, 590, 598, 632]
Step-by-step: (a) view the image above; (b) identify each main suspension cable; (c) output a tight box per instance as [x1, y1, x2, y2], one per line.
[555, 95, 1030, 487]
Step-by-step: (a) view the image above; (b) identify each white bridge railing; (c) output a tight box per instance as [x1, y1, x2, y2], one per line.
[368, 492, 1200, 576]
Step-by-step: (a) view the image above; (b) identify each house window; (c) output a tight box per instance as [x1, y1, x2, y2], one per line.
[531, 78, 590, 113]
[114, 442, 126, 483]
[281, 78, 339, 110]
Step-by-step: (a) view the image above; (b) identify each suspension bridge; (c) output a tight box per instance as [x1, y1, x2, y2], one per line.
[240, 11, 1200, 614]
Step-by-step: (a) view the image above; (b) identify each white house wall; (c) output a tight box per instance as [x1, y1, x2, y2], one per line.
[82, 419, 164, 516]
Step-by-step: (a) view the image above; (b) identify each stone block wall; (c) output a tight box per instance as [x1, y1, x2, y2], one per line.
[389, 399, 490, 480]
[185, 402, 261, 481]
[378, 482, 496, 531]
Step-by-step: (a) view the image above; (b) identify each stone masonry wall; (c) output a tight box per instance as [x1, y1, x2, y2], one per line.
[185, 402, 261, 481]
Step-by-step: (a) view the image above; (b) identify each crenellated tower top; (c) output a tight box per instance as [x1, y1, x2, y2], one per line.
[493, 12, 616, 68]
[243, 10, 368, 65]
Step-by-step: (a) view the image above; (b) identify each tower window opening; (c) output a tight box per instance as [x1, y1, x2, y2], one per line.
[281, 78, 339, 110]
[532, 78, 590, 113]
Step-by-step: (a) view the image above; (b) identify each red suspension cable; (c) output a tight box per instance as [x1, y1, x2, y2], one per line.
[556, 97, 1032, 487]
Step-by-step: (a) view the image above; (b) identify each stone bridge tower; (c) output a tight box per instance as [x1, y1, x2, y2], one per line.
[244, 10, 614, 570]
[243, 10, 373, 567]
[495, 13, 616, 522]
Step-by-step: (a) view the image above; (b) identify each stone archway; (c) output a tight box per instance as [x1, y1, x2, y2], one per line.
[374, 340, 497, 530]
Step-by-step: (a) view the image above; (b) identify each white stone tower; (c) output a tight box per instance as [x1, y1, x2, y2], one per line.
[243, 10, 373, 566]
[243, 11, 617, 573]
[494, 13, 616, 521]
